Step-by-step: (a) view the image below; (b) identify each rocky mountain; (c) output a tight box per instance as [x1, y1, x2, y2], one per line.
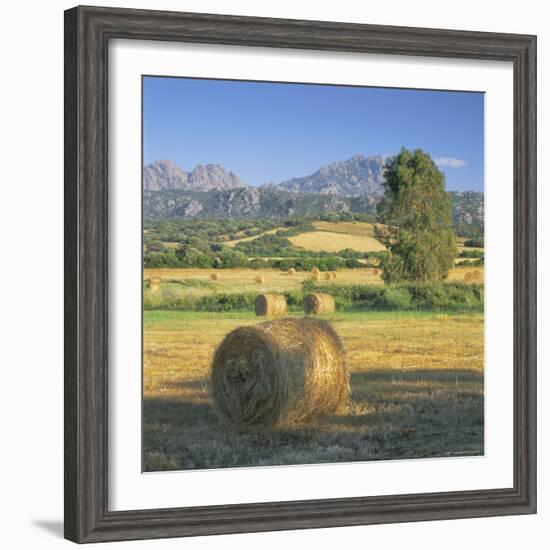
[143, 160, 246, 192]
[263, 154, 386, 197]
[143, 188, 354, 220]
[450, 191, 484, 226]
[143, 156, 483, 227]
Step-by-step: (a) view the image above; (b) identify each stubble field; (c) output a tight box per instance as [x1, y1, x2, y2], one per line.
[143, 265, 484, 298]
[143, 309, 484, 471]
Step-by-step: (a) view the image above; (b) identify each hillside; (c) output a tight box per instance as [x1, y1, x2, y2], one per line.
[143, 187, 355, 220]
[143, 187, 483, 227]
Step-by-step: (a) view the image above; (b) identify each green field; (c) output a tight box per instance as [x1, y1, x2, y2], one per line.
[143, 310, 484, 471]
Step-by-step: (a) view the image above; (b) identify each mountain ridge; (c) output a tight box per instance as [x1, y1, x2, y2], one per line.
[143, 159, 246, 192]
[262, 154, 386, 197]
[143, 187, 484, 227]
[143, 156, 483, 226]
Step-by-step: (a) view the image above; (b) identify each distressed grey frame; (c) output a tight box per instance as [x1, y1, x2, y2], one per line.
[64, 5, 537, 543]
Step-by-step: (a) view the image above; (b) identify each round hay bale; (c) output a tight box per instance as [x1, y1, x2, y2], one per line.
[255, 294, 287, 317]
[464, 271, 473, 282]
[472, 270, 483, 281]
[287, 268, 296, 276]
[324, 272, 333, 281]
[311, 273, 320, 282]
[210, 317, 349, 426]
[372, 268, 380, 276]
[303, 293, 335, 315]
[254, 275, 265, 284]
[311, 266, 320, 275]
[331, 272, 337, 280]
[210, 272, 219, 281]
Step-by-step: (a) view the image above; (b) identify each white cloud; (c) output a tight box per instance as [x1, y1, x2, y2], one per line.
[434, 157, 467, 168]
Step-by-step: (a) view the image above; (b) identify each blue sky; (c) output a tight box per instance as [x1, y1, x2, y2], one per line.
[143, 76, 484, 192]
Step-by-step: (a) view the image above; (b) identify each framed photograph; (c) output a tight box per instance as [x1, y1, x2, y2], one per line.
[64, 6, 537, 543]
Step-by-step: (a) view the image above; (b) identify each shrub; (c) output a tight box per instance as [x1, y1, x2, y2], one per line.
[459, 249, 484, 258]
[382, 287, 412, 309]
[464, 237, 484, 248]
[311, 281, 483, 311]
[144, 281, 483, 312]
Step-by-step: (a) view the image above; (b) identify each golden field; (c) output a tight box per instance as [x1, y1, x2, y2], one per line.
[144, 265, 484, 294]
[288, 230, 386, 253]
[142, 217, 485, 471]
[143, 310, 484, 471]
[312, 220, 379, 236]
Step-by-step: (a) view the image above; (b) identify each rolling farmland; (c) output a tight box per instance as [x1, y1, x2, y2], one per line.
[142, 218, 484, 471]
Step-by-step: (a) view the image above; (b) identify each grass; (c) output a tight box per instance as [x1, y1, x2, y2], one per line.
[143, 279, 483, 312]
[313, 220, 377, 237]
[143, 267, 485, 305]
[288, 230, 386, 252]
[143, 310, 484, 471]
[144, 267, 386, 297]
[224, 227, 285, 247]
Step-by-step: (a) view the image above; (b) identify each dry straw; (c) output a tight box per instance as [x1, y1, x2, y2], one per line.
[287, 268, 296, 276]
[464, 272, 473, 282]
[311, 266, 320, 275]
[254, 276, 265, 284]
[255, 294, 287, 317]
[210, 273, 219, 281]
[303, 293, 336, 315]
[210, 317, 349, 426]
[149, 276, 161, 292]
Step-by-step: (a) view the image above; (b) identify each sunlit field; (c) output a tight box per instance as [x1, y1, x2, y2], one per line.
[143, 309, 484, 471]
[142, 222, 484, 471]
[288, 231, 386, 252]
[144, 265, 484, 296]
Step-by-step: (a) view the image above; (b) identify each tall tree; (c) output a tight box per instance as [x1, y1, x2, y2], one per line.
[375, 148, 456, 283]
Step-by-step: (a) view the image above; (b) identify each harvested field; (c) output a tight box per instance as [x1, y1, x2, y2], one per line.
[143, 310, 484, 471]
[312, 220, 377, 237]
[289, 231, 386, 253]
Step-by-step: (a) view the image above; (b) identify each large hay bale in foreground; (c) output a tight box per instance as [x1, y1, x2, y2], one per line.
[210, 272, 219, 281]
[303, 293, 335, 315]
[211, 317, 349, 426]
[255, 294, 287, 317]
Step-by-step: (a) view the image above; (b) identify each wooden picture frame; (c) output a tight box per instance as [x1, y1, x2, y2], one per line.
[64, 5, 537, 543]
